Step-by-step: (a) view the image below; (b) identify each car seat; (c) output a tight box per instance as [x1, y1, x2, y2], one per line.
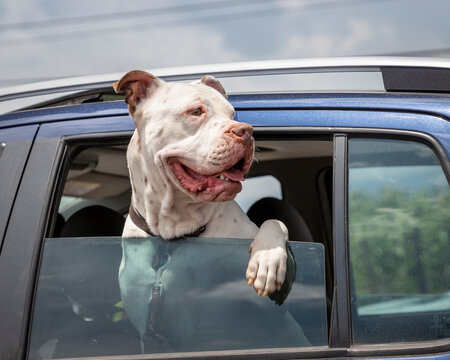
[247, 197, 314, 243]
[60, 205, 125, 237]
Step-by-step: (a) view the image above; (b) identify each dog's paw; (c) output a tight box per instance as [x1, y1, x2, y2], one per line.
[246, 246, 287, 296]
[245, 220, 288, 297]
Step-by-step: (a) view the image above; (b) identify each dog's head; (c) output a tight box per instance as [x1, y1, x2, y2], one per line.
[114, 70, 254, 202]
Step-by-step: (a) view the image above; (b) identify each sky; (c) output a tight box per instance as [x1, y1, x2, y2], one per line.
[0, 0, 449, 88]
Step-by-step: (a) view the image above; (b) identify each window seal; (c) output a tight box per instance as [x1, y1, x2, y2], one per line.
[329, 134, 351, 348]
[45, 346, 344, 360]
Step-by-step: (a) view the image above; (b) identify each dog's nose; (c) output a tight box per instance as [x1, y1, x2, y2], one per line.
[230, 123, 253, 142]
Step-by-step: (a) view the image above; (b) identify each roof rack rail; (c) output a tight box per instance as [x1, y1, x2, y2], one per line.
[1, 56, 450, 102]
[381, 66, 450, 92]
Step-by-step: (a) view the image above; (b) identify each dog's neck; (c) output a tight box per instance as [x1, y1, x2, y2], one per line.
[127, 133, 217, 239]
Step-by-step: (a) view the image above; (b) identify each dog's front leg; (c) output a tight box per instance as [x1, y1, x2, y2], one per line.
[246, 220, 289, 297]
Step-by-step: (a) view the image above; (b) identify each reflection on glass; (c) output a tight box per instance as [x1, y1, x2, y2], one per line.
[348, 138, 450, 344]
[29, 237, 327, 358]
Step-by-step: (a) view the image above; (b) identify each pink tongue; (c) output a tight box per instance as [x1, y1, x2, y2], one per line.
[220, 168, 244, 181]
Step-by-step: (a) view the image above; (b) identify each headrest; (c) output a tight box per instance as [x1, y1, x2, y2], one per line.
[247, 197, 314, 243]
[60, 205, 125, 237]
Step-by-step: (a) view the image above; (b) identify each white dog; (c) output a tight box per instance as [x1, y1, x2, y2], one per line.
[114, 70, 291, 298]
[113, 71, 307, 352]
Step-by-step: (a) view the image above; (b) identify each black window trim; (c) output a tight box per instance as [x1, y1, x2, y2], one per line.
[21, 126, 450, 360]
[329, 134, 351, 348]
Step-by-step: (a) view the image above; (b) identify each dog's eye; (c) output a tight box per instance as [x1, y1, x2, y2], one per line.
[188, 108, 203, 116]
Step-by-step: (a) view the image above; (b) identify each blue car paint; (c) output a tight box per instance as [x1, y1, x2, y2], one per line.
[0, 100, 127, 128]
[238, 109, 450, 159]
[1, 92, 450, 127]
[37, 115, 134, 139]
[11, 93, 447, 160]
[0, 123, 38, 142]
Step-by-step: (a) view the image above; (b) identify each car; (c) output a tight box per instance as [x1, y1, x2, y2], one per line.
[0, 57, 448, 360]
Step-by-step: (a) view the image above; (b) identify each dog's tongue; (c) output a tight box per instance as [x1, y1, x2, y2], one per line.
[219, 168, 244, 181]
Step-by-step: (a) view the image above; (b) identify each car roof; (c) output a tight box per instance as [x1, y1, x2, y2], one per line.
[1, 56, 450, 115]
[1, 91, 449, 129]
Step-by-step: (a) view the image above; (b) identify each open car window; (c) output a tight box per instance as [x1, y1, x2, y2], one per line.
[30, 136, 333, 358]
[29, 236, 327, 358]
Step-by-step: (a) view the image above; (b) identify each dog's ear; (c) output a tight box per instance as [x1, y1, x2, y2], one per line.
[199, 75, 227, 99]
[113, 70, 159, 114]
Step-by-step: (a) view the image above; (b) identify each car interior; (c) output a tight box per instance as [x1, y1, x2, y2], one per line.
[53, 136, 334, 258]
[31, 135, 335, 358]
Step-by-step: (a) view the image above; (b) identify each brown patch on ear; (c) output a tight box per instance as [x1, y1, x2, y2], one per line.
[113, 70, 159, 114]
[200, 75, 227, 99]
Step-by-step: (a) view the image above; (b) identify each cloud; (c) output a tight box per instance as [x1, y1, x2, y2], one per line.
[1, 0, 450, 86]
[276, 18, 375, 58]
[0, 0, 248, 82]
[0, 0, 46, 24]
[0, 23, 246, 81]
[338, 19, 373, 54]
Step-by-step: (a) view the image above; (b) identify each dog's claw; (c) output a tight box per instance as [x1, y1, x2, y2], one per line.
[247, 278, 254, 286]
[248, 240, 254, 254]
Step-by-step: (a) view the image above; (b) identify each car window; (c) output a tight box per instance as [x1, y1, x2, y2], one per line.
[31, 137, 333, 358]
[28, 236, 327, 359]
[348, 138, 450, 344]
[53, 139, 333, 245]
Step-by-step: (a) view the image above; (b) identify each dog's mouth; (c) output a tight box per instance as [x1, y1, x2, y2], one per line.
[169, 156, 248, 201]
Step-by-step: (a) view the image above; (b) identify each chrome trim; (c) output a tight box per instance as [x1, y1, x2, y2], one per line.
[1, 57, 450, 101]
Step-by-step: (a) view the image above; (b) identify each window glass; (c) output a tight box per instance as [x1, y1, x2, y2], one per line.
[28, 237, 327, 359]
[348, 138, 450, 344]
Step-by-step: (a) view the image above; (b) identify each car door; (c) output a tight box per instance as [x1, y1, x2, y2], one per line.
[0, 125, 38, 249]
[0, 113, 134, 359]
[0, 99, 449, 360]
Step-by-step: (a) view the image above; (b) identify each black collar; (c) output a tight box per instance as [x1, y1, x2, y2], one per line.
[128, 204, 206, 238]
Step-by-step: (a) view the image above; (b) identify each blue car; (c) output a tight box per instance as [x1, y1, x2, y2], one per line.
[0, 57, 448, 360]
